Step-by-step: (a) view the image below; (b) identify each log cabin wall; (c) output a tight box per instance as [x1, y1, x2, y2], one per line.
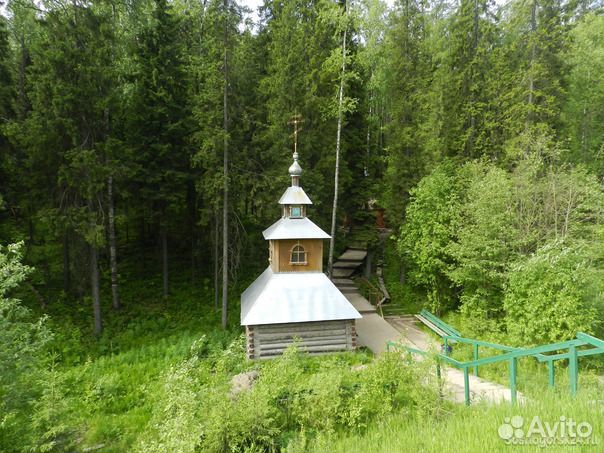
[246, 320, 356, 359]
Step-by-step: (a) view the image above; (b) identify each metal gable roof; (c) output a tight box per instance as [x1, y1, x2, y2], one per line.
[278, 186, 313, 205]
[262, 217, 330, 240]
[240, 267, 361, 325]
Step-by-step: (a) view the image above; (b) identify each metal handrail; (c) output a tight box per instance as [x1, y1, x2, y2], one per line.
[420, 309, 461, 337]
[387, 329, 604, 406]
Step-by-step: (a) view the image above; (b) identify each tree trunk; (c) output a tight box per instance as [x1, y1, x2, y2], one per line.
[28, 218, 34, 244]
[221, 0, 229, 329]
[90, 241, 102, 336]
[364, 249, 373, 279]
[107, 176, 121, 309]
[161, 225, 168, 300]
[29, 283, 47, 309]
[365, 100, 372, 177]
[214, 210, 220, 311]
[328, 7, 348, 279]
[63, 229, 70, 294]
[526, 0, 537, 130]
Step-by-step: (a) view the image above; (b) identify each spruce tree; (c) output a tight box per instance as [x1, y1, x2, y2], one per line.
[0, 14, 15, 199]
[24, 1, 119, 334]
[129, 0, 192, 300]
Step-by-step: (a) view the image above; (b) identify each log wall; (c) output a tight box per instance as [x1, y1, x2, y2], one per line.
[246, 320, 356, 359]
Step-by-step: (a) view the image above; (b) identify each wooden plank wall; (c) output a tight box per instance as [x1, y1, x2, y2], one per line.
[246, 320, 356, 359]
[275, 239, 323, 273]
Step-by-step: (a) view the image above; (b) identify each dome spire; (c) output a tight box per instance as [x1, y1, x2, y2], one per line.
[289, 150, 302, 182]
[287, 114, 304, 186]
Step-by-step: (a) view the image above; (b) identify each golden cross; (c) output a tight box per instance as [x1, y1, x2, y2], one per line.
[287, 114, 304, 155]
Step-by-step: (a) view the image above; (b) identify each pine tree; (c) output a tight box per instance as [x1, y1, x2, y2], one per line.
[497, 0, 568, 160]
[221, 0, 230, 329]
[259, 0, 340, 225]
[328, 0, 350, 278]
[0, 15, 12, 126]
[187, 0, 241, 323]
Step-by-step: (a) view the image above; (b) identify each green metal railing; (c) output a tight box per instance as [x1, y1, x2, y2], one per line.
[419, 309, 462, 337]
[387, 311, 604, 406]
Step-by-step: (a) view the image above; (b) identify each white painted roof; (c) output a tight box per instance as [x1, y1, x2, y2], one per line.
[262, 217, 330, 240]
[278, 186, 313, 205]
[241, 267, 362, 325]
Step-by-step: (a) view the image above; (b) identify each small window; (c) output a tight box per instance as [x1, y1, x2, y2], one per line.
[290, 244, 307, 264]
[290, 206, 302, 218]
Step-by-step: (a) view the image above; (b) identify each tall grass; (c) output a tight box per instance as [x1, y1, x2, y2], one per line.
[305, 389, 604, 453]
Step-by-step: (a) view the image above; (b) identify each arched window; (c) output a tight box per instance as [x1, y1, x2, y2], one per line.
[290, 244, 307, 264]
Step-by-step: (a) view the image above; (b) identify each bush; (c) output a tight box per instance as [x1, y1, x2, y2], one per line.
[504, 241, 603, 346]
[0, 243, 52, 451]
[137, 343, 443, 453]
[27, 360, 79, 453]
[397, 157, 604, 343]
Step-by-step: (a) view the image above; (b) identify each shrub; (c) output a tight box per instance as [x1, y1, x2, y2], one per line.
[137, 343, 443, 453]
[27, 360, 79, 453]
[0, 243, 52, 451]
[504, 241, 603, 346]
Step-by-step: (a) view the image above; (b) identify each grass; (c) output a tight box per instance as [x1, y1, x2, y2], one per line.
[305, 389, 604, 453]
[64, 334, 200, 452]
[54, 302, 235, 453]
[20, 252, 248, 453]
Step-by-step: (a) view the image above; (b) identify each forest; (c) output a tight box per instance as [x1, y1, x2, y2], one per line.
[0, 0, 603, 452]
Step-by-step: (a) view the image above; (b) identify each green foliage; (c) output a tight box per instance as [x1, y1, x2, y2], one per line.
[0, 243, 52, 451]
[129, 0, 192, 225]
[382, 0, 432, 224]
[28, 360, 78, 453]
[0, 14, 12, 122]
[0, 1, 603, 451]
[396, 157, 604, 340]
[504, 241, 603, 346]
[561, 12, 604, 175]
[398, 162, 459, 313]
[136, 343, 441, 453]
[447, 161, 517, 331]
[138, 355, 206, 453]
[381, 244, 424, 315]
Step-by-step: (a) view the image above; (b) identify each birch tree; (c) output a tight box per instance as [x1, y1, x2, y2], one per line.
[328, 1, 356, 278]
